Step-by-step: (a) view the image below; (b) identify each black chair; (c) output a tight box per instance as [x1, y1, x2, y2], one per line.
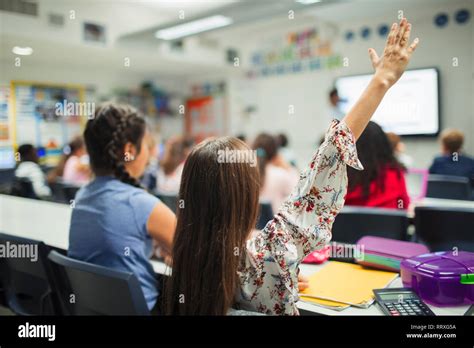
[48, 250, 150, 315]
[331, 206, 409, 243]
[156, 194, 178, 212]
[0, 233, 60, 315]
[414, 206, 474, 252]
[256, 202, 274, 230]
[0, 168, 16, 194]
[9, 177, 38, 199]
[49, 179, 80, 203]
[62, 184, 80, 202]
[0, 258, 6, 307]
[426, 174, 471, 201]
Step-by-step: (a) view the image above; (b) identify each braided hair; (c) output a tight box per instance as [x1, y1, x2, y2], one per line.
[84, 103, 146, 188]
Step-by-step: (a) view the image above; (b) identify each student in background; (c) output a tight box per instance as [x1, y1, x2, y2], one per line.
[236, 134, 247, 143]
[429, 129, 474, 181]
[62, 136, 91, 185]
[346, 122, 409, 209]
[253, 133, 299, 214]
[386, 132, 413, 168]
[47, 136, 90, 185]
[141, 132, 159, 192]
[276, 133, 297, 167]
[156, 136, 193, 196]
[69, 103, 176, 314]
[15, 144, 52, 198]
[328, 87, 345, 121]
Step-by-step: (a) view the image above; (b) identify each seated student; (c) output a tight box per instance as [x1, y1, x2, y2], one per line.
[164, 18, 418, 315]
[62, 136, 91, 185]
[141, 132, 159, 192]
[276, 133, 298, 168]
[156, 136, 193, 196]
[68, 103, 176, 314]
[386, 131, 413, 168]
[429, 128, 474, 181]
[47, 136, 90, 185]
[252, 133, 299, 214]
[15, 144, 52, 198]
[346, 122, 410, 210]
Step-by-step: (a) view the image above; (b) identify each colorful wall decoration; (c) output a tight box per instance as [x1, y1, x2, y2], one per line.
[345, 8, 471, 43]
[185, 95, 227, 142]
[114, 81, 180, 118]
[249, 27, 343, 77]
[10, 81, 86, 166]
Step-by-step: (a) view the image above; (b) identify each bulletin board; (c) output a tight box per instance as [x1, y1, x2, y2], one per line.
[10, 81, 86, 148]
[0, 86, 10, 145]
[185, 95, 227, 143]
[0, 86, 15, 168]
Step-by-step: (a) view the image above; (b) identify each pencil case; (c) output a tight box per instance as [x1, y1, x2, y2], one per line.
[401, 251, 474, 306]
[356, 236, 429, 272]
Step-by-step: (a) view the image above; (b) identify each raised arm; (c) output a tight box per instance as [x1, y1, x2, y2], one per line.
[242, 18, 419, 315]
[344, 18, 419, 140]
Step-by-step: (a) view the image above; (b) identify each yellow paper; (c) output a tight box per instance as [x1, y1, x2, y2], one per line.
[299, 296, 349, 309]
[300, 261, 398, 307]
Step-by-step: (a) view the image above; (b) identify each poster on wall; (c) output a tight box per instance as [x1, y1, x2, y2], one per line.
[185, 96, 227, 142]
[13, 82, 84, 148]
[0, 87, 10, 144]
[248, 25, 342, 77]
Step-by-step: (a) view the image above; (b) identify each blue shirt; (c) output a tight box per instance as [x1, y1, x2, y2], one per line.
[429, 154, 474, 181]
[69, 176, 160, 310]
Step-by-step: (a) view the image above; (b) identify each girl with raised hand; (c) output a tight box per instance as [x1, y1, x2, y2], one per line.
[164, 18, 419, 315]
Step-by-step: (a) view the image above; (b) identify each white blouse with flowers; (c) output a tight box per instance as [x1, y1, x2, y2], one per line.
[235, 120, 363, 315]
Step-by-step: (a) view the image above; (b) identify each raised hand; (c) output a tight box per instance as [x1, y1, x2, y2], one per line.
[368, 18, 419, 89]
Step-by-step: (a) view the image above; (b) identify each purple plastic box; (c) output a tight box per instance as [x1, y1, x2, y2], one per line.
[401, 251, 474, 307]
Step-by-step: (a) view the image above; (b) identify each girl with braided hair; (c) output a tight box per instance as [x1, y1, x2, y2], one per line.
[68, 103, 176, 314]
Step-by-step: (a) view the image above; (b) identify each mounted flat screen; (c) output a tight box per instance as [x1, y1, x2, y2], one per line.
[336, 68, 440, 136]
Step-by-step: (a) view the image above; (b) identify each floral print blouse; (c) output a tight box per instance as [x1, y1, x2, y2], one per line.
[236, 119, 363, 315]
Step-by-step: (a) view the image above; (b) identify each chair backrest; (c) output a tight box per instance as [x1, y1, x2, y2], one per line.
[331, 206, 409, 243]
[48, 250, 150, 315]
[406, 168, 429, 201]
[49, 179, 80, 204]
[0, 168, 15, 187]
[156, 194, 178, 212]
[10, 177, 38, 199]
[256, 202, 274, 230]
[426, 174, 471, 201]
[414, 206, 474, 252]
[0, 232, 60, 315]
[62, 184, 80, 202]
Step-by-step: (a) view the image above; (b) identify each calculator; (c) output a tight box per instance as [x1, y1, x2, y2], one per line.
[373, 288, 435, 316]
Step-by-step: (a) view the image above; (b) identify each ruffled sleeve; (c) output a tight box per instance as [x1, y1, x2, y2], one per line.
[238, 120, 363, 315]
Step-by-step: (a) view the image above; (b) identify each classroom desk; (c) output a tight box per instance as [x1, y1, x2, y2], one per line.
[0, 194, 470, 316]
[296, 263, 470, 316]
[408, 197, 474, 218]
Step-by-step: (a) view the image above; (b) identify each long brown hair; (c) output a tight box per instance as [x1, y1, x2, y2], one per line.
[164, 136, 260, 315]
[348, 121, 404, 198]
